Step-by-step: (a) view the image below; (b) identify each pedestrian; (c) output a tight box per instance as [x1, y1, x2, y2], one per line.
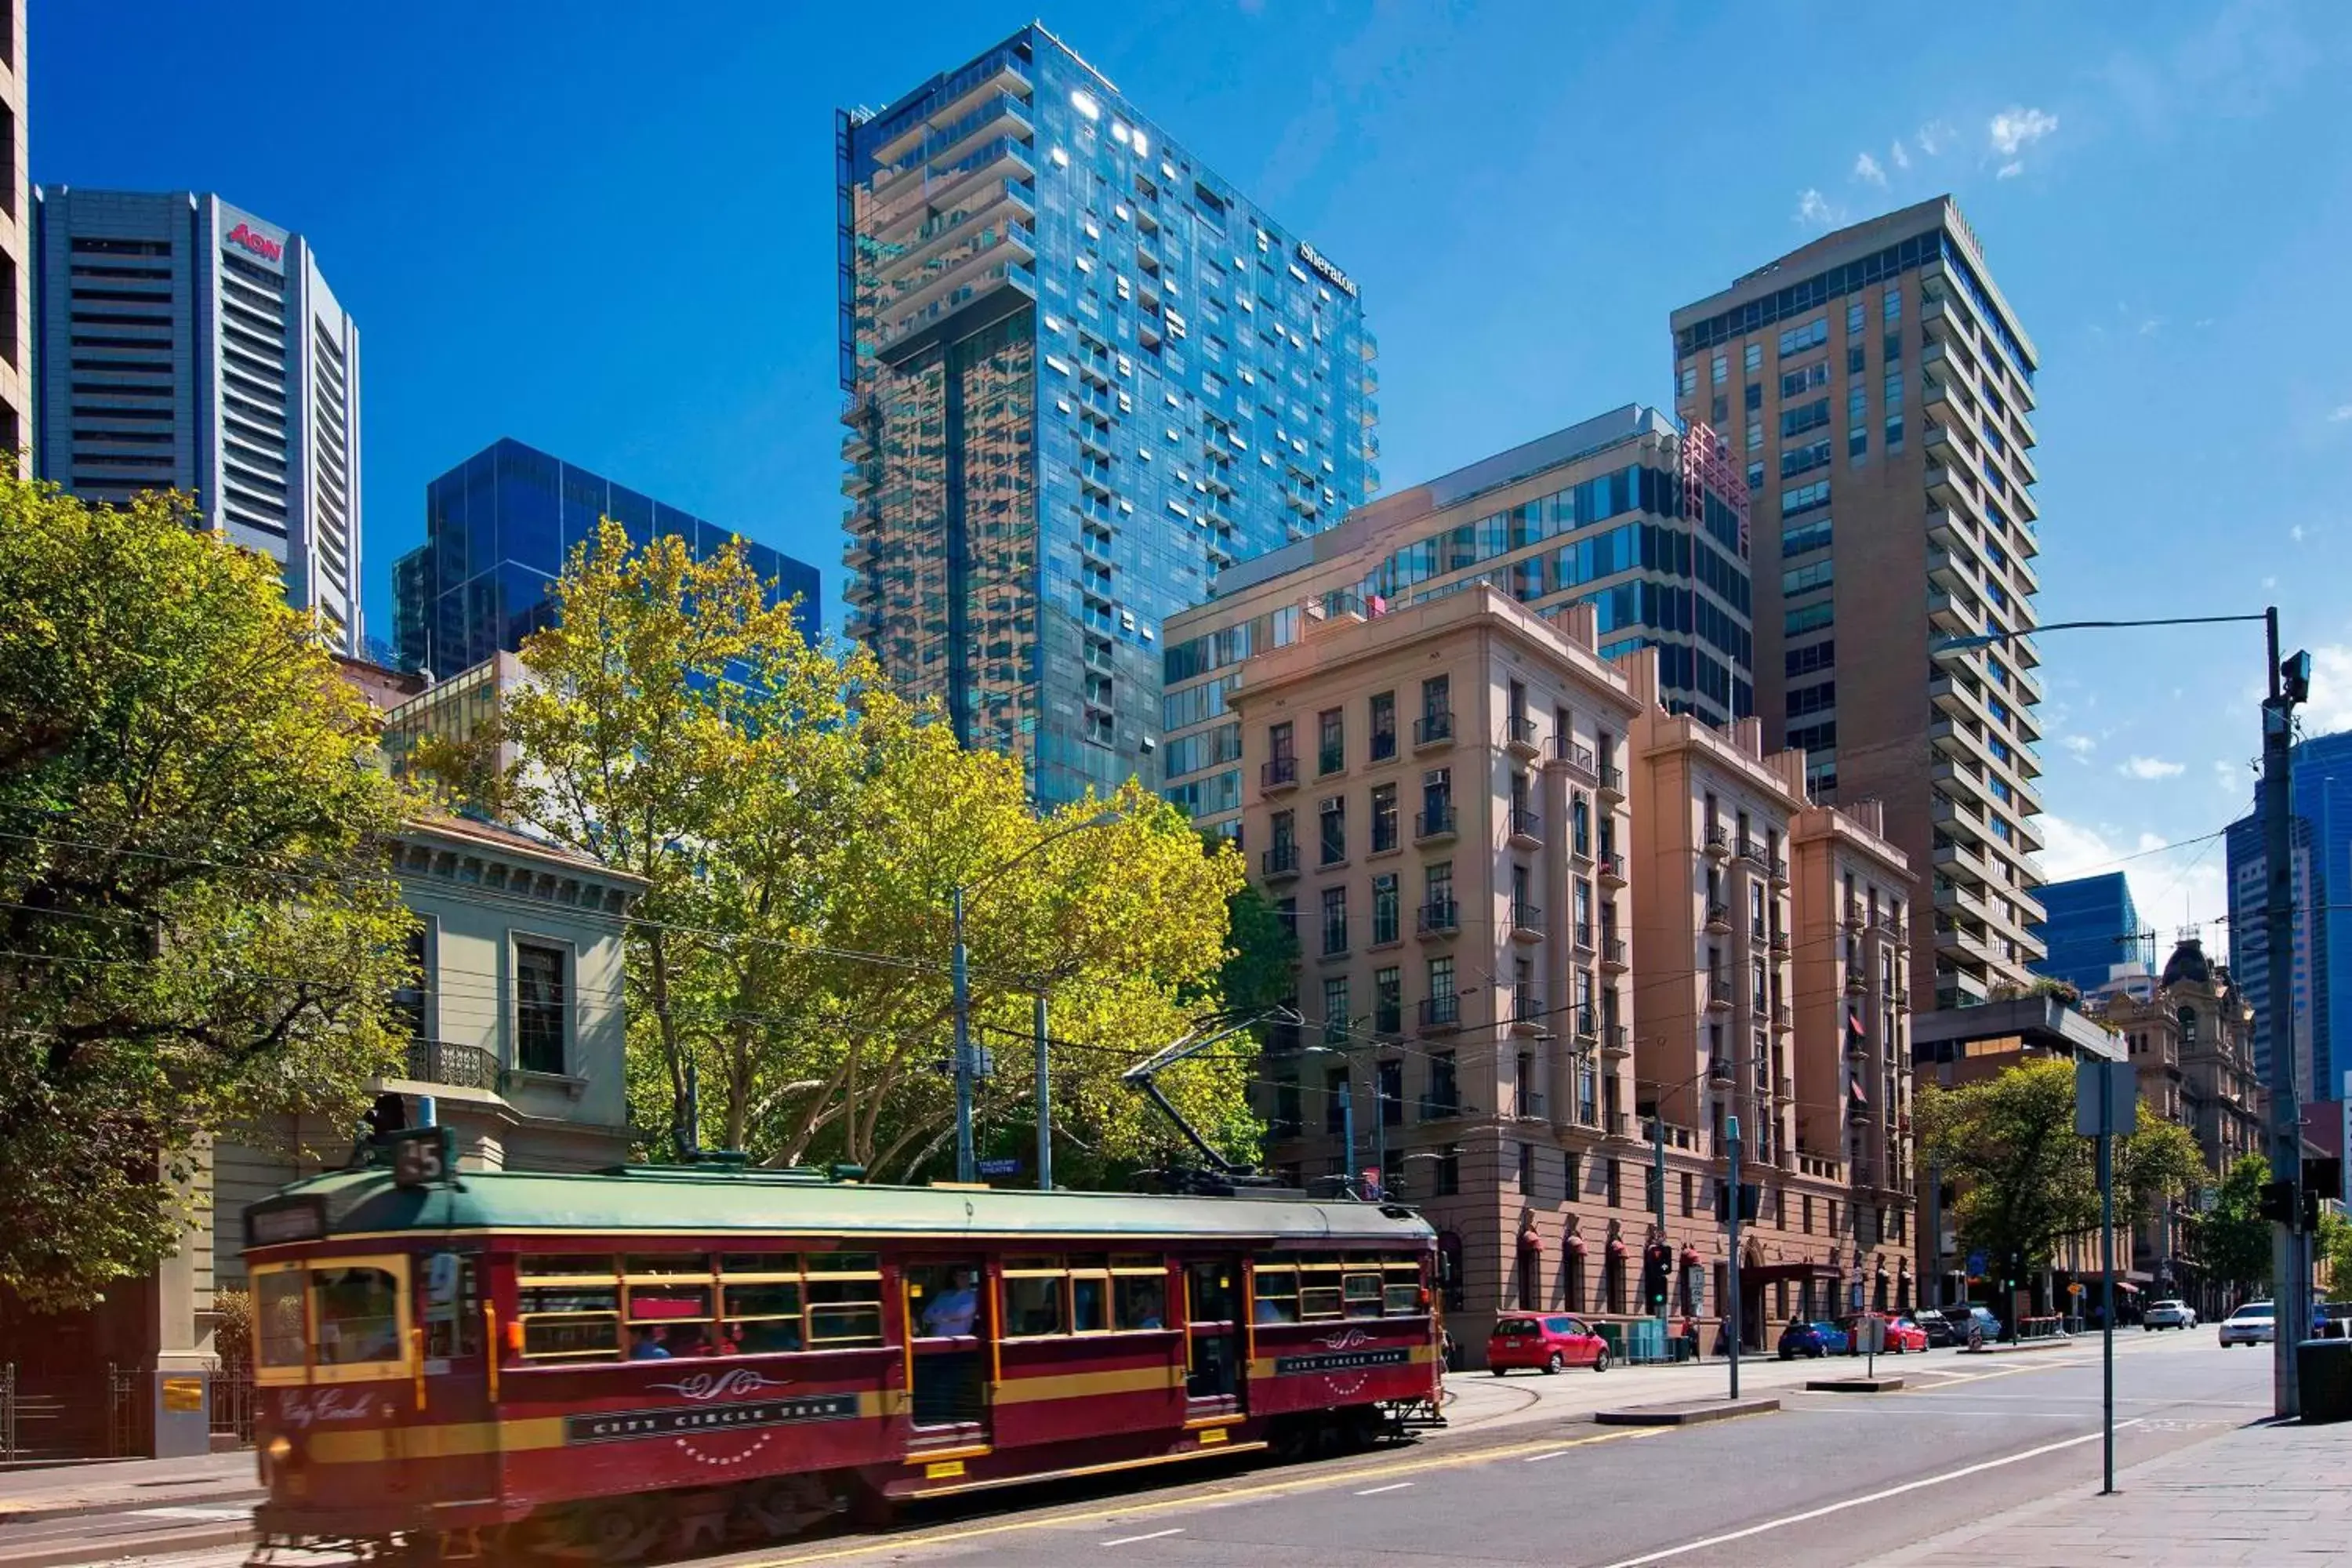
[1679, 1316, 1700, 1362]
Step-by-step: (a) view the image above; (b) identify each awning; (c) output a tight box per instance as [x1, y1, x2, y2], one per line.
[1848, 1080, 1868, 1104]
[1847, 1012, 1866, 1037]
[1566, 1235, 1588, 1254]
[1740, 1261, 1840, 1286]
[1606, 1240, 1627, 1255]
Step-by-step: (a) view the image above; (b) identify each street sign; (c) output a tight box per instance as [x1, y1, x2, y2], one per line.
[976, 1157, 1019, 1177]
[1967, 1250, 1987, 1279]
[2074, 1058, 2136, 1138]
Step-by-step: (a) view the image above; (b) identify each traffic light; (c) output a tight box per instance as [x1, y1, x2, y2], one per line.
[1641, 1243, 1671, 1310]
[2303, 1188, 2323, 1236]
[2281, 650, 2312, 707]
[2259, 1180, 2297, 1225]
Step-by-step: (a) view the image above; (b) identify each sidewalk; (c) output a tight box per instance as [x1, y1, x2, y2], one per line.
[0, 1453, 258, 1523]
[1869, 1417, 2352, 1565]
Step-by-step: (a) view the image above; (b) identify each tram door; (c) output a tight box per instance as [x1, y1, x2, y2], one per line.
[416, 1250, 500, 1511]
[903, 1259, 989, 1444]
[1184, 1259, 1244, 1410]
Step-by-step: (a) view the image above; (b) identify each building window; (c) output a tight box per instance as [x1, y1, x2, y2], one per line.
[1372, 873, 1399, 945]
[1369, 691, 1396, 760]
[1744, 343, 1762, 373]
[514, 941, 568, 1075]
[391, 924, 430, 1040]
[1374, 967, 1402, 1036]
[1370, 782, 1399, 853]
[1711, 350, 1728, 385]
[1318, 707, 1345, 775]
[1319, 797, 1345, 864]
[1322, 974, 1348, 1041]
[1321, 886, 1348, 957]
[1424, 1052, 1460, 1120]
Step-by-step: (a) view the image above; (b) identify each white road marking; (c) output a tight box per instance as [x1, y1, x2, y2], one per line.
[1785, 1405, 2084, 1419]
[125, 1507, 256, 1522]
[1354, 1481, 1414, 1495]
[1592, 1421, 2143, 1568]
[1102, 1526, 1185, 1546]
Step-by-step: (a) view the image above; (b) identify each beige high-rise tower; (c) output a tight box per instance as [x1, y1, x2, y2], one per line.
[1671, 197, 2045, 1008]
[0, 0, 28, 469]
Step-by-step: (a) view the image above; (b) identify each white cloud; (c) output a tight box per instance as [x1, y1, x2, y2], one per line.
[2328, 405, 2352, 423]
[1853, 151, 1886, 186]
[2291, 524, 2307, 543]
[1997, 160, 2025, 179]
[2213, 758, 2245, 797]
[1794, 188, 1839, 227]
[1989, 106, 2060, 154]
[2307, 645, 2352, 735]
[2040, 815, 2231, 938]
[2262, 575, 2278, 590]
[2121, 756, 2186, 780]
[2059, 734, 2098, 759]
[1890, 140, 1911, 169]
[1916, 119, 1955, 155]
[2138, 318, 2165, 336]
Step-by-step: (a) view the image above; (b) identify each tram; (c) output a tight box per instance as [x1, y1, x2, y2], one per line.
[241, 1138, 1438, 1561]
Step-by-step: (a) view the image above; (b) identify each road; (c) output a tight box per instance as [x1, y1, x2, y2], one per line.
[67, 1329, 2270, 1568]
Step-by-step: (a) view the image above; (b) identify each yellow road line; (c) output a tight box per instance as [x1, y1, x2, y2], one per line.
[742, 1428, 1663, 1566]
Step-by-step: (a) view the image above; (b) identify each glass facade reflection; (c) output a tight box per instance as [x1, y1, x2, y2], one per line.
[838, 24, 1378, 806]
[391, 437, 821, 678]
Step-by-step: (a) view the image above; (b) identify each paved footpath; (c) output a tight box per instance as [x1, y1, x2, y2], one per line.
[1870, 1415, 2352, 1565]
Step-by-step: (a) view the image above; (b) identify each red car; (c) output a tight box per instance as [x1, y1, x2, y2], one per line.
[1841, 1312, 1929, 1353]
[1487, 1313, 1612, 1374]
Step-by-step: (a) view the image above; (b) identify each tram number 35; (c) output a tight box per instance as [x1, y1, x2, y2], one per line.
[390, 1127, 456, 1188]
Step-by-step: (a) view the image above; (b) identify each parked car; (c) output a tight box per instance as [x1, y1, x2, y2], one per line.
[1949, 1305, 2005, 1345]
[2218, 1301, 2274, 1347]
[1882, 1316, 1932, 1352]
[1915, 1308, 1961, 1348]
[1831, 1312, 1926, 1353]
[2143, 1298, 2198, 1330]
[1488, 1313, 1612, 1374]
[1778, 1319, 1851, 1359]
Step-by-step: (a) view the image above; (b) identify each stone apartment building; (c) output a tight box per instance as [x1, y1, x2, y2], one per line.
[1229, 583, 1915, 1360]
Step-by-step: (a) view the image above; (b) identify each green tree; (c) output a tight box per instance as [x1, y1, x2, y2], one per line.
[2317, 1206, 2352, 1300]
[1218, 878, 1301, 1018]
[1917, 1059, 2209, 1286]
[0, 481, 417, 1310]
[2195, 1155, 2275, 1292]
[441, 522, 1254, 1185]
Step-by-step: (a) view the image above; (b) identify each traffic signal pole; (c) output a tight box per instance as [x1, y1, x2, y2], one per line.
[2263, 608, 2309, 1420]
[1727, 1115, 1742, 1400]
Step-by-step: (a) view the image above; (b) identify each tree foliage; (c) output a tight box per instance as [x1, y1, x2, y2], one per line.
[0, 481, 417, 1310]
[1917, 1059, 2209, 1277]
[2195, 1155, 2275, 1291]
[430, 523, 1254, 1186]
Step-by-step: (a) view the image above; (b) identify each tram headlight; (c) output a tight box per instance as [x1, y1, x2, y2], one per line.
[265, 1435, 294, 1462]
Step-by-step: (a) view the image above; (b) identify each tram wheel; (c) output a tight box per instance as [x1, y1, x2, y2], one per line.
[572, 1500, 659, 1566]
[735, 1475, 837, 1543]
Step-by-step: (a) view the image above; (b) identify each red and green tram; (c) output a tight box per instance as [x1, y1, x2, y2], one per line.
[242, 1156, 1439, 1559]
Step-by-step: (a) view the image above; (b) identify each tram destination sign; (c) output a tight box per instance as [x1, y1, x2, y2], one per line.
[1272, 1347, 1409, 1377]
[564, 1392, 860, 1445]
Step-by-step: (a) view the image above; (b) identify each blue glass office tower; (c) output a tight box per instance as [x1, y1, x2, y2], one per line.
[391, 437, 821, 677]
[837, 25, 1378, 805]
[2227, 727, 2352, 1091]
[2027, 871, 2145, 994]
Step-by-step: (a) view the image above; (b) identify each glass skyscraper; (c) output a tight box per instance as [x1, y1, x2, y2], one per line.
[837, 24, 1378, 805]
[392, 437, 820, 678]
[2028, 871, 2146, 994]
[2227, 728, 2351, 1091]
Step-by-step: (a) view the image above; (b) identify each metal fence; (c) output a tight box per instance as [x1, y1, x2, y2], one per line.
[2, 1364, 16, 1466]
[106, 1364, 140, 1458]
[209, 1366, 257, 1446]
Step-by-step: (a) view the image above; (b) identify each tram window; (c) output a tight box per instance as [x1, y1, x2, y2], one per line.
[422, 1255, 481, 1358]
[1003, 1257, 1067, 1338]
[1297, 1261, 1345, 1321]
[1252, 1267, 1300, 1323]
[723, 1283, 804, 1353]
[907, 1261, 985, 1338]
[1382, 1264, 1424, 1316]
[1342, 1272, 1384, 1319]
[804, 1253, 884, 1347]
[625, 1284, 713, 1326]
[517, 1279, 622, 1362]
[311, 1266, 403, 1366]
[623, 1253, 710, 1278]
[720, 1253, 799, 1276]
[519, 1254, 615, 1277]
[1111, 1257, 1168, 1330]
[256, 1269, 308, 1369]
[1069, 1254, 1112, 1333]
[1188, 1262, 1239, 1324]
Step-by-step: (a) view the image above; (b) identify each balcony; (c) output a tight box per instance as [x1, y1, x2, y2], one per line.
[1770, 1000, 1792, 1033]
[1507, 808, 1543, 848]
[1555, 737, 1598, 778]
[1416, 899, 1459, 939]
[1573, 1010, 1599, 1045]
[1414, 711, 1455, 750]
[1260, 843, 1300, 880]
[1704, 902, 1732, 935]
[1706, 974, 1733, 1013]
[1414, 806, 1457, 842]
[1703, 825, 1730, 861]
[1708, 1058, 1733, 1087]
[1600, 936, 1628, 972]
[1596, 853, 1627, 887]
[1597, 764, 1625, 802]
[1417, 995, 1461, 1033]
[1769, 856, 1789, 887]
[1769, 931, 1791, 955]
[1511, 989, 1546, 1033]
[1504, 716, 1541, 758]
[1737, 837, 1765, 867]
[1843, 901, 1865, 931]
[1846, 970, 1867, 996]
[1262, 755, 1298, 792]
[399, 1039, 506, 1093]
[1602, 1025, 1631, 1058]
[1509, 902, 1545, 942]
[1778, 1074, 1795, 1102]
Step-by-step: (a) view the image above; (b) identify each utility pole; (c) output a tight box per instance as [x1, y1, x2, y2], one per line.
[1340, 1078, 1357, 1200]
[1034, 992, 1051, 1191]
[2263, 609, 2311, 1419]
[2099, 1080, 2116, 1495]
[1653, 1111, 1669, 1338]
[1926, 1157, 1943, 1308]
[1727, 1113, 1743, 1399]
[952, 885, 975, 1184]
[1372, 1056, 1388, 1198]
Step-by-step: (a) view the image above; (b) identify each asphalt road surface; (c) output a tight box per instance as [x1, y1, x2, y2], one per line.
[85, 1329, 2272, 1568]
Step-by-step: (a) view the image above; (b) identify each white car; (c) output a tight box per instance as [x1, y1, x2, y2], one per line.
[2143, 1299, 2197, 1330]
[2219, 1301, 2274, 1346]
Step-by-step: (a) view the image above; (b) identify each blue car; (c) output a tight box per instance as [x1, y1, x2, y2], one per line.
[1777, 1319, 1851, 1359]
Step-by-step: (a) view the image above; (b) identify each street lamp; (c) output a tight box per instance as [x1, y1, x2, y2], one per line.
[950, 808, 1127, 1186]
[1932, 606, 2313, 1418]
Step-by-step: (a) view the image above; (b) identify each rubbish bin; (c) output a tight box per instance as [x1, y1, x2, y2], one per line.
[1594, 1322, 1625, 1360]
[2297, 1338, 2352, 1424]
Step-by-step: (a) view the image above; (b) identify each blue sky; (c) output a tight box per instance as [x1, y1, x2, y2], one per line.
[31, 0, 2352, 942]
